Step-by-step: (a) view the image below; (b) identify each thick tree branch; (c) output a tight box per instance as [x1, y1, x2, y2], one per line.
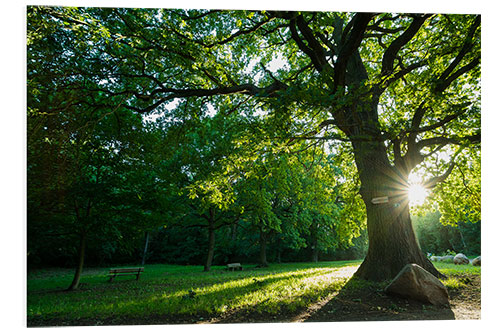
[378, 59, 428, 91]
[289, 17, 324, 72]
[295, 15, 332, 72]
[416, 133, 480, 150]
[399, 105, 478, 174]
[422, 143, 447, 158]
[381, 14, 431, 75]
[435, 15, 480, 87]
[123, 80, 288, 113]
[204, 17, 273, 48]
[166, 15, 273, 49]
[289, 135, 351, 142]
[423, 162, 456, 188]
[407, 102, 427, 149]
[334, 13, 374, 89]
[406, 104, 470, 135]
[434, 57, 480, 93]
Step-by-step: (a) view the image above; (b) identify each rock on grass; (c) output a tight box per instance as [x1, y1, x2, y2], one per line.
[384, 264, 450, 306]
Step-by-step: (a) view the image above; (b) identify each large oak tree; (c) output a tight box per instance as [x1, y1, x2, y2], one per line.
[28, 7, 480, 281]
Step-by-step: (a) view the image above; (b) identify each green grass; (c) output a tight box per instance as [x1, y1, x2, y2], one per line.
[433, 261, 481, 276]
[27, 261, 360, 323]
[433, 261, 480, 290]
[441, 277, 466, 290]
[27, 260, 480, 325]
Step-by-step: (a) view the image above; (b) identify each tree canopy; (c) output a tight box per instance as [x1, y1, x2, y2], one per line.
[27, 6, 480, 285]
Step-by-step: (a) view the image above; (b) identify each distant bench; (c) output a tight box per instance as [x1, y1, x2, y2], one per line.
[227, 263, 243, 271]
[108, 267, 144, 282]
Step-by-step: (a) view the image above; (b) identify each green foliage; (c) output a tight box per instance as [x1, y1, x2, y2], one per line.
[413, 211, 480, 256]
[27, 7, 480, 280]
[433, 148, 481, 226]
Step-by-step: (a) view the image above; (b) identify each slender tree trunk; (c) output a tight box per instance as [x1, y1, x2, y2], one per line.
[276, 237, 282, 264]
[204, 227, 215, 271]
[457, 224, 468, 253]
[258, 227, 268, 267]
[311, 247, 319, 263]
[204, 209, 216, 272]
[231, 223, 237, 241]
[67, 230, 86, 291]
[351, 141, 445, 281]
[228, 223, 237, 262]
[141, 231, 150, 266]
[310, 223, 319, 262]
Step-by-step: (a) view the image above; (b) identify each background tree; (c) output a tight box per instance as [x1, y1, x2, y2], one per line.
[27, 7, 172, 288]
[413, 211, 481, 256]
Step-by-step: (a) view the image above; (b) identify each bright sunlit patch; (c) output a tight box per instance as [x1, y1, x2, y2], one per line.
[408, 183, 429, 206]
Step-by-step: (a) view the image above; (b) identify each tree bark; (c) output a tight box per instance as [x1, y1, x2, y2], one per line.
[258, 227, 269, 267]
[457, 225, 468, 253]
[141, 231, 150, 266]
[276, 237, 282, 264]
[311, 247, 319, 263]
[351, 140, 445, 281]
[204, 209, 216, 272]
[228, 223, 237, 263]
[67, 230, 86, 291]
[310, 223, 319, 262]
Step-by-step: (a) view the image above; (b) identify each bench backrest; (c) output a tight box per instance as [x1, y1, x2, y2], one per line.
[109, 267, 144, 273]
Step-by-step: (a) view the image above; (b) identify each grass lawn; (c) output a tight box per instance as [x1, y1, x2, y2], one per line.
[27, 260, 480, 326]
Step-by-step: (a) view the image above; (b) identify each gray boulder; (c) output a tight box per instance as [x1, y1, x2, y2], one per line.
[385, 264, 450, 306]
[453, 253, 469, 265]
[441, 255, 455, 263]
[471, 256, 481, 266]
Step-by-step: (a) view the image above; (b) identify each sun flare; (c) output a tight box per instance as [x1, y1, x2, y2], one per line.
[408, 183, 429, 206]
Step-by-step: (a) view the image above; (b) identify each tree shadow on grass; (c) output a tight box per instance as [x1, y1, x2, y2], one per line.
[28, 264, 463, 326]
[301, 277, 456, 322]
[28, 266, 344, 327]
[209, 276, 455, 324]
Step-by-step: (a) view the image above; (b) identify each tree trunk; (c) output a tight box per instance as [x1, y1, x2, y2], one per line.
[276, 237, 282, 264]
[141, 231, 150, 266]
[311, 247, 319, 263]
[67, 230, 86, 291]
[204, 227, 215, 272]
[231, 223, 237, 241]
[258, 227, 269, 267]
[351, 140, 445, 281]
[310, 224, 319, 262]
[228, 223, 237, 262]
[457, 224, 468, 253]
[204, 210, 216, 272]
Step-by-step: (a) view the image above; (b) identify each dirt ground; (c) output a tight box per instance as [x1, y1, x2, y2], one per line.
[301, 274, 481, 322]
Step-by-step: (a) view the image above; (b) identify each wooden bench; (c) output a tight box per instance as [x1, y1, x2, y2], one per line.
[227, 263, 243, 271]
[108, 267, 144, 282]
